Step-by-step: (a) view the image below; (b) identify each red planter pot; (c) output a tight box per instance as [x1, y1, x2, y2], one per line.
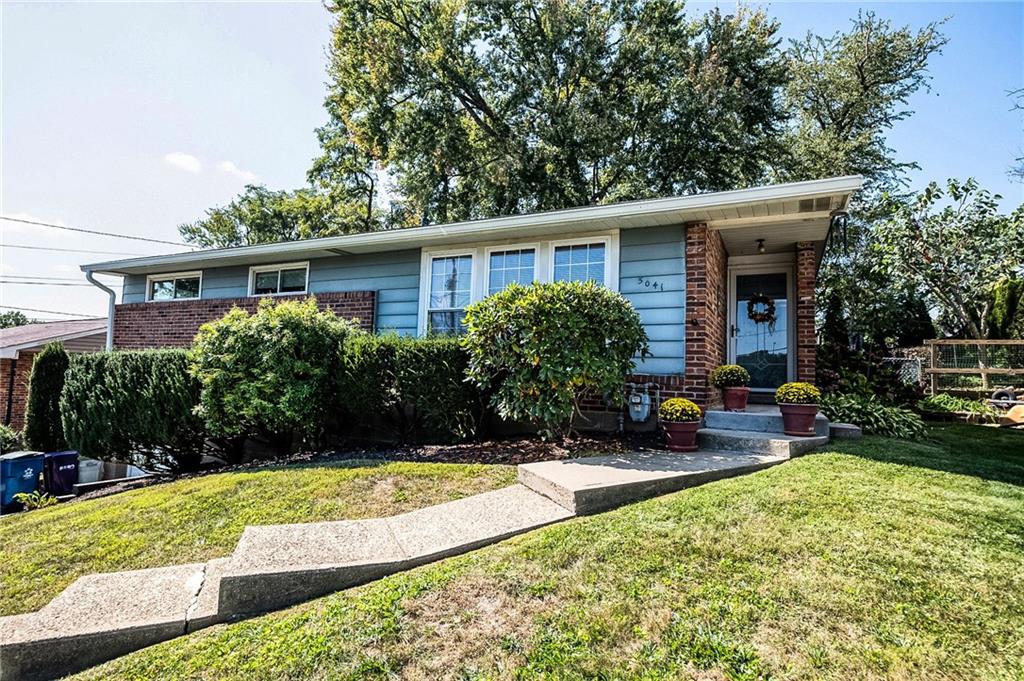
[721, 387, 750, 412]
[662, 420, 700, 452]
[778, 403, 819, 436]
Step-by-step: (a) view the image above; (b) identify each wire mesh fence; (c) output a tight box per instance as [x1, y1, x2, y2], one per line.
[881, 357, 923, 386]
[924, 340, 1024, 395]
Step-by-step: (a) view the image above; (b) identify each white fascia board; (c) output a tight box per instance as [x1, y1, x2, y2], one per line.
[82, 175, 863, 275]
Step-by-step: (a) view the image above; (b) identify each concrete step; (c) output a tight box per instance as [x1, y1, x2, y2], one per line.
[697, 428, 829, 457]
[704, 409, 830, 437]
[0, 561, 225, 681]
[518, 450, 786, 515]
[217, 485, 571, 618]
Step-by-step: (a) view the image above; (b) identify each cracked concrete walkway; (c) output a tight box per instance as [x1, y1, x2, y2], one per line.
[0, 448, 794, 681]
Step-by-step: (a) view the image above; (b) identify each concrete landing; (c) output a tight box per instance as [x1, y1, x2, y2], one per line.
[697, 428, 828, 457]
[705, 406, 830, 437]
[518, 450, 786, 515]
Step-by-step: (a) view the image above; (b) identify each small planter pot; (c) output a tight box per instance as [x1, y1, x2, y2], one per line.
[721, 387, 750, 412]
[662, 420, 700, 452]
[778, 403, 819, 436]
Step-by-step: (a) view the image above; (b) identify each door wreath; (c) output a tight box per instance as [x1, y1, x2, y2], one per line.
[747, 294, 777, 333]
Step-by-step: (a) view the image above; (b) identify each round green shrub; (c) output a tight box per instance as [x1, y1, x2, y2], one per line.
[820, 393, 926, 439]
[0, 424, 22, 454]
[189, 297, 357, 449]
[462, 281, 649, 437]
[23, 342, 69, 452]
[709, 364, 750, 388]
[658, 397, 702, 422]
[775, 382, 821, 405]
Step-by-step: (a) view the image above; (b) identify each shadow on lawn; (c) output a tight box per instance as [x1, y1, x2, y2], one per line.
[828, 422, 1024, 486]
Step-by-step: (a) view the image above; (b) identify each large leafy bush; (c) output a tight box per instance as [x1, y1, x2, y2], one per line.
[61, 350, 207, 471]
[0, 425, 22, 454]
[23, 342, 69, 452]
[188, 298, 356, 450]
[820, 393, 926, 439]
[342, 334, 485, 442]
[463, 281, 649, 436]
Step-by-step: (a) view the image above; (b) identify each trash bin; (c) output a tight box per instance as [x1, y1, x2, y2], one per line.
[0, 451, 43, 510]
[43, 451, 79, 496]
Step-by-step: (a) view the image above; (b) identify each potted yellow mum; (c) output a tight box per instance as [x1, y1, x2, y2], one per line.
[658, 397, 702, 452]
[775, 382, 821, 436]
[710, 364, 751, 412]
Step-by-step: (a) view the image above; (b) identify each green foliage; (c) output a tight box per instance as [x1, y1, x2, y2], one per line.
[820, 393, 926, 439]
[179, 185, 376, 249]
[463, 281, 649, 436]
[23, 342, 69, 452]
[0, 425, 22, 454]
[341, 334, 485, 442]
[321, 0, 787, 225]
[0, 311, 30, 329]
[61, 350, 206, 472]
[817, 354, 923, 407]
[188, 298, 356, 449]
[918, 394, 1000, 422]
[658, 398, 702, 423]
[12, 490, 57, 511]
[986, 278, 1024, 340]
[775, 382, 821, 405]
[709, 365, 750, 388]
[873, 179, 1024, 339]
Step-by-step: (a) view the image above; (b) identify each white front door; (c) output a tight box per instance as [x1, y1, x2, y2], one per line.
[727, 264, 795, 391]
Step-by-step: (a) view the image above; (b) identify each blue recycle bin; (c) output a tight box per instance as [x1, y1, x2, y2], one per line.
[43, 451, 79, 496]
[0, 451, 43, 510]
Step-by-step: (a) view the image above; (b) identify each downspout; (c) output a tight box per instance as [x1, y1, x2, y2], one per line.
[86, 271, 116, 351]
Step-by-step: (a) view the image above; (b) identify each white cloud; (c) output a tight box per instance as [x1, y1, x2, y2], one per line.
[164, 152, 202, 173]
[217, 160, 257, 183]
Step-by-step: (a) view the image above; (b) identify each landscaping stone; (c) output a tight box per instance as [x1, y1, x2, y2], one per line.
[830, 422, 863, 439]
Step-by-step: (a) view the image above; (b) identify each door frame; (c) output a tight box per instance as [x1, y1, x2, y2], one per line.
[726, 254, 796, 392]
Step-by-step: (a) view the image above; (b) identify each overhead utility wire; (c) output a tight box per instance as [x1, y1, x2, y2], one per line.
[0, 281, 93, 287]
[1, 243, 145, 256]
[0, 305, 95, 318]
[3, 274, 116, 282]
[0, 216, 191, 247]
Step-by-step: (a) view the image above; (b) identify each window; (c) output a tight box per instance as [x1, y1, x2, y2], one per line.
[427, 254, 473, 334]
[487, 248, 536, 294]
[249, 263, 309, 296]
[147, 272, 201, 301]
[553, 241, 606, 283]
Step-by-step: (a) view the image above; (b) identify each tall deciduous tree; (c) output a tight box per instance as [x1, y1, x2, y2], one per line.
[873, 178, 1024, 340]
[0, 311, 30, 329]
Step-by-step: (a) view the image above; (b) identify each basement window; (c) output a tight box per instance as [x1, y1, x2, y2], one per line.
[146, 272, 202, 301]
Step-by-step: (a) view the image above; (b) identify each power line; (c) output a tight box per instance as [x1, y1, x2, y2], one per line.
[3, 274, 106, 282]
[1, 215, 191, 247]
[1, 243, 145, 256]
[0, 281, 94, 287]
[0, 305, 97, 318]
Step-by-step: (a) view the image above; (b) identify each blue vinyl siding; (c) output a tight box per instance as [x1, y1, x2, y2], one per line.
[121, 249, 421, 336]
[619, 225, 686, 375]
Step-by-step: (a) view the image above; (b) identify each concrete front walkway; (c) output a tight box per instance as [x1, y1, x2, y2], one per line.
[0, 445, 801, 681]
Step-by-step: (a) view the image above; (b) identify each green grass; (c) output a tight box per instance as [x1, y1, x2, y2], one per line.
[0, 460, 516, 616]
[69, 424, 1024, 680]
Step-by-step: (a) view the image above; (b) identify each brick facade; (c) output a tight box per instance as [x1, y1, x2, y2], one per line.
[795, 241, 817, 383]
[683, 223, 727, 408]
[113, 291, 376, 349]
[1, 351, 37, 431]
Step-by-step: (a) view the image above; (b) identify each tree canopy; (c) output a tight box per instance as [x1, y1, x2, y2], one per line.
[0, 311, 30, 329]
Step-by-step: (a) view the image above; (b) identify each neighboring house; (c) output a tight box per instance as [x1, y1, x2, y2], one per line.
[81, 176, 862, 410]
[0, 319, 107, 430]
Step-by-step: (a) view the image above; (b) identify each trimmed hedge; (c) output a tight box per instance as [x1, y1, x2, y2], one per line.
[61, 350, 207, 471]
[23, 342, 69, 452]
[342, 334, 485, 442]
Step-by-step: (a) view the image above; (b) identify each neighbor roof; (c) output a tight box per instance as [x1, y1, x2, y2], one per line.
[82, 175, 863, 276]
[0, 319, 108, 358]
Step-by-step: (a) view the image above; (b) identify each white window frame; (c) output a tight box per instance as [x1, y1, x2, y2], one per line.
[417, 231, 619, 335]
[247, 261, 310, 297]
[145, 270, 203, 302]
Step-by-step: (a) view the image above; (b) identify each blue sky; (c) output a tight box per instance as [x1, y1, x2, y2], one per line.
[1, 1, 1021, 319]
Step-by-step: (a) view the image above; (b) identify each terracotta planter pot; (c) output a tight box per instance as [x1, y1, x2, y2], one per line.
[778, 403, 819, 436]
[662, 420, 700, 452]
[721, 387, 750, 412]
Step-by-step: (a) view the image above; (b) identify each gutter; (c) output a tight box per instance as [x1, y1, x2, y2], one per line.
[86, 271, 116, 351]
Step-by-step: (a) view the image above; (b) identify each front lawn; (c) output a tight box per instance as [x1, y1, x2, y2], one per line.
[0, 460, 516, 616]
[72, 424, 1024, 680]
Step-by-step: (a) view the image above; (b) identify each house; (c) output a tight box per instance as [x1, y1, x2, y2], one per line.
[0, 319, 108, 429]
[80, 176, 862, 411]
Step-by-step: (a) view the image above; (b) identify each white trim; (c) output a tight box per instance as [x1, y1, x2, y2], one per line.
[417, 231, 620, 335]
[145, 270, 203, 302]
[247, 261, 310, 297]
[82, 176, 863, 275]
[726, 262, 796, 391]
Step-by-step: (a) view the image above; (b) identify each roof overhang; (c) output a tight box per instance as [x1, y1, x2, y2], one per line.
[0, 327, 107, 359]
[82, 175, 862, 276]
